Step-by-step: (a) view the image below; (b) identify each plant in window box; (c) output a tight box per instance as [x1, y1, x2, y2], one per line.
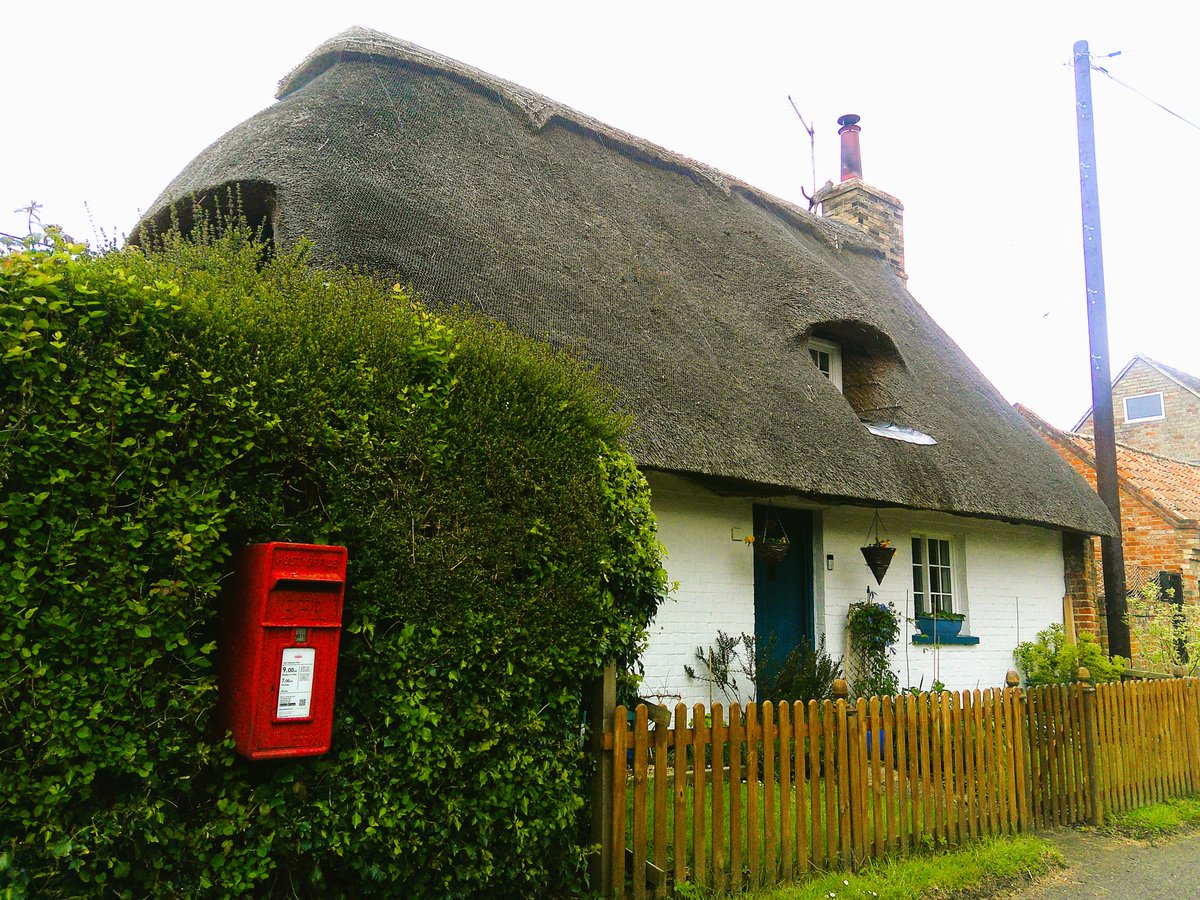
[914, 609, 966, 640]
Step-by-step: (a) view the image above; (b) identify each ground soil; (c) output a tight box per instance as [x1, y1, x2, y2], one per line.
[988, 826, 1200, 898]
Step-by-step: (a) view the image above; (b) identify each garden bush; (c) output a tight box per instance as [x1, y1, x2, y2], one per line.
[1013, 623, 1125, 686]
[0, 225, 668, 896]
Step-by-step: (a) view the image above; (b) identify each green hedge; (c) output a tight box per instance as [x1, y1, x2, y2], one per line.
[0, 227, 668, 896]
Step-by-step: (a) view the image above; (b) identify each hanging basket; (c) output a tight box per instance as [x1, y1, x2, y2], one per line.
[755, 502, 790, 564]
[860, 544, 896, 584]
[756, 540, 790, 564]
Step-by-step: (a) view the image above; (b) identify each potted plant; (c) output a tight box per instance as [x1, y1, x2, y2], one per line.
[914, 609, 966, 641]
[860, 538, 896, 584]
[754, 503, 790, 564]
[859, 510, 896, 584]
[755, 534, 790, 564]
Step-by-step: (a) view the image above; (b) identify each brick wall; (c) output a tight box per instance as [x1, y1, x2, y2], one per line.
[1038, 431, 1200, 644]
[1063, 531, 1098, 637]
[818, 179, 906, 281]
[1077, 359, 1200, 462]
[639, 473, 756, 707]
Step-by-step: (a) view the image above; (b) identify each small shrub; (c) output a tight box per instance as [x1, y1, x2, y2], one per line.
[762, 636, 843, 704]
[683, 632, 844, 706]
[1014, 623, 1125, 686]
[684, 630, 748, 706]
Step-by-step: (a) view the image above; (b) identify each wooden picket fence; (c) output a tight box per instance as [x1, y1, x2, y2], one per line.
[592, 672, 1200, 897]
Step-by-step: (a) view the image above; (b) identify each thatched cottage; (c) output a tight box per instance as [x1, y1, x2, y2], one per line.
[136, 27, 1115, 700]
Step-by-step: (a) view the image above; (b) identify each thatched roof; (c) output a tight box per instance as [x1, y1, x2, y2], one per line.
[136, 27, 1116, 536]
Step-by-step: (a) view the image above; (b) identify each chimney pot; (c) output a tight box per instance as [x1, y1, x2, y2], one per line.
[837, 113, 863, 182]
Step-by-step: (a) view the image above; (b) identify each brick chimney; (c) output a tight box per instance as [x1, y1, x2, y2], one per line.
[816, 114, 906, 281]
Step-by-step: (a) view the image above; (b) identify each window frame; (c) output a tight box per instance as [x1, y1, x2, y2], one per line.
[911, 533, 960, 618]
[808, 337, 843, 391]
[1123, 391, 1165, 424]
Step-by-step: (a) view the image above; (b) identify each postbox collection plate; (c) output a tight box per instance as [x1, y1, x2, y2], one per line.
[276, 647, 316, 719]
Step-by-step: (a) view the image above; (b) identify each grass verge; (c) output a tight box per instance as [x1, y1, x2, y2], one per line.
[1108, 795, 1200, 839]
[740, 835, 1063, 900]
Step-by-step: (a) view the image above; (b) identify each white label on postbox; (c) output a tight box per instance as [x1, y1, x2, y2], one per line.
[277, 647, 316, 719]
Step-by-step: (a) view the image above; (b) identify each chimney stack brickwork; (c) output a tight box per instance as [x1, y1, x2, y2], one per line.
[819, 178, 907, 281]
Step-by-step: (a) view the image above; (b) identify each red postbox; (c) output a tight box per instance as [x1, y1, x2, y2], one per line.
[219, 542, 348, 759]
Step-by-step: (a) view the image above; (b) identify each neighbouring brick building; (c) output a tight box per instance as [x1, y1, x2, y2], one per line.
[1075, 355, 1200, 464]
[1019, 405, 1200, 644]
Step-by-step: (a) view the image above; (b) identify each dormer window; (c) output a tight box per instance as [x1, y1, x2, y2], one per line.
[801, 320, 936, 445]
[1124, 392, 1164, 423]
[809, 337, 843, 391]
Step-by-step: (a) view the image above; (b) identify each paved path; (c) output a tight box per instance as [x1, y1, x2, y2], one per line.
[993, 827, 1200, 898]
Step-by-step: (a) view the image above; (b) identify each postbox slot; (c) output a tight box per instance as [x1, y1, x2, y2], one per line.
[270, 577, 343, 591]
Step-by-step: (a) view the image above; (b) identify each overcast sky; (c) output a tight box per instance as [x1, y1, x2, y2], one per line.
[5, 2, 1196, 430]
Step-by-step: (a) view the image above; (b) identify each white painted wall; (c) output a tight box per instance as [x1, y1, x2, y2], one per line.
[639, 473, 1068, 704]
[821, 507, 1065, 694]
[639, 473, 755, 708]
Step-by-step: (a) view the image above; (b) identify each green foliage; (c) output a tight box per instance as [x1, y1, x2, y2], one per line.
[1, 226, 669, 896]
[684, 631, 844, 706]
[760, 636, 843, 705]
[845, 592, 900, 699]
[684, 630, 747, 706]
[1013, 623, 1125, 687]
[1126, 579, 1200, 675]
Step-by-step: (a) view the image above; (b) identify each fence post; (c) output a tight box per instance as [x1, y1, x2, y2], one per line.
[1186, 677, 1200, 795]
[833, 678, 858, 868]
[589, 662, 617, 895]
[1079, 666, 1102, 826]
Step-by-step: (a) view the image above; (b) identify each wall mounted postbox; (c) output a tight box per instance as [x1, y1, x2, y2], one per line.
[220, 542, 348, 760]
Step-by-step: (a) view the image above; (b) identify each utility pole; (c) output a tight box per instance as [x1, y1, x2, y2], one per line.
[1073, 39, 1130, 659]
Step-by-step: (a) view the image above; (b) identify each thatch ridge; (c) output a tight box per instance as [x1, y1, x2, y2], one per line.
[273, 27, 878, 261]
[136, 28, 1117, 537]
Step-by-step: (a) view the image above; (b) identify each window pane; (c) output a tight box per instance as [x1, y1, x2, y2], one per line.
[810, 348, 831, 377]
[912, 538, 925, 615]
[1125, 393, 1163, 421]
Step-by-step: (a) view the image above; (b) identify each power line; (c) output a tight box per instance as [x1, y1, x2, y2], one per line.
[1083, 53, 1200, 133]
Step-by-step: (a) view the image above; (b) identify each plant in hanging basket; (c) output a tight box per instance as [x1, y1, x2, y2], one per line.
[754, 536, 790, 564]
[753, 506, 791, 563]
[860, 539, 896, 584]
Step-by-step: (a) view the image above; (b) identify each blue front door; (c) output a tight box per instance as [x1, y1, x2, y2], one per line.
[753, 506, 814, 678]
